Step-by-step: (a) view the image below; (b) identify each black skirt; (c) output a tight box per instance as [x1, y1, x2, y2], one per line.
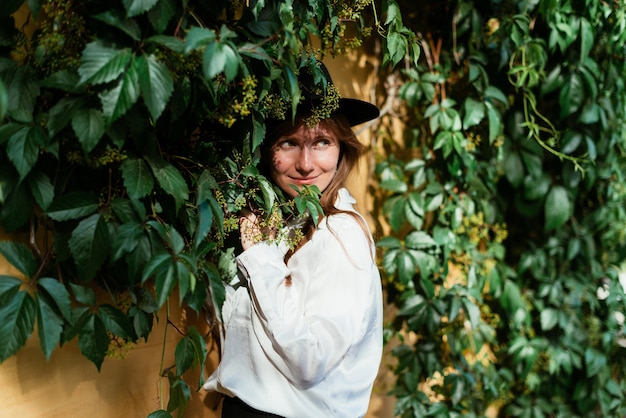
[221, 396, 284, 418]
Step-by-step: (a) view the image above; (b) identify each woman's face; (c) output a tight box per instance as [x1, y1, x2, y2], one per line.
[269, 124, 341, 198]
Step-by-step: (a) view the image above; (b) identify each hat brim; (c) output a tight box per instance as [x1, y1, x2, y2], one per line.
[337, 98, 380, 127]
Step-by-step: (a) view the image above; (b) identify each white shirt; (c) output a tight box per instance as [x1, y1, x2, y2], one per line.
[204, 188, 383, 417]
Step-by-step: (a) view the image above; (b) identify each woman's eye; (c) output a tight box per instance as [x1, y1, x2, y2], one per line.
[313, 139, 332, 148]
[277, 140, 297, 149]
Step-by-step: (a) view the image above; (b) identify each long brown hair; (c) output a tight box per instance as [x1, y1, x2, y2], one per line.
[264, 112, 371, 259]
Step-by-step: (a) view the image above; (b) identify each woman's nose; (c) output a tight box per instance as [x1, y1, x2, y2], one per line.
[295, 147, 313, 173]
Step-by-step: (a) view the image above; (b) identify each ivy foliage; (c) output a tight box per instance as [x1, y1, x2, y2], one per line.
[0, 0, 417, 416]
[377, 0, 626, 416]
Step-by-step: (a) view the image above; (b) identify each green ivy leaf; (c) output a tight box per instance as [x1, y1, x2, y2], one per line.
[68, 212, 110, 282]
[0, 181, 33, 230]
[183, 27, 217, 52]
[78, 41, 133, 85]
[540, 307, 558, 331]
[99, 57, 141, 122]
[46, 192, 100, 222]
[72, 107, 106, 154]
[78, 313, 109, 371]
[40, 70, 83, 94]
[136, 54, 174, 121]
[27, 170, 54, 211]
[503, 151, 524, 188]
[544, 185, 572, 231]
[36, 294, 63, 360]
[166, 373, 191, 415]
[405, 231, 437, 250]
[98, 304, 134, 339]
[112, 221, 145, 261]
[69, 283, 96, 307]
[0, 78, 7, 121]
[0, 275, 21, 303]
[147, 410, 173, 418]
[7, 125, 43, 180]
[462, 97, 485, 129]
[203, 42, 239, 82]
[147, 0, 175, 33]
[122, 0, 159, 17]
[175, 333, 195, 374]
[155, 259, 177, 307]
[0, 241, 36, 277]
[121, 158, 154, 199]
[145, 155, 189, 212]
[0, 289, 36, 362]
[37, 277, 72, 322]
[47, 97, 82, 137]
[93, 10, 141, 41]
[2, 64, 40, 123]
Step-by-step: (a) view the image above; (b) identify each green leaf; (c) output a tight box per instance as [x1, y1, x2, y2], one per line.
[121, 158, 154, 199]
[78, 41, 133, 85]
[0, 78, 7, 121]
[183, 27, 217, 52]
[387, 32, 407, 66]
[584, 348, 607, 378]
[112, 221, 145, 261]
[145, 155, 189, 212]
[175, 334, 195, 374]
[72, 107, 106, 154]
[122, 0, 159, 17]
[540, 307, 558, 331]
[544, 185, 572, 231]
[68, 212, 110, 282]
[463, 97, 485, 128]
[147, 410, 173, 418]
[203, 42, 239, 82]
[0, 241, 36, 277]
[376, 236, 402, 249]
[78, 313, 109, 370]
[3, 64, 40, 123]
[7, 125, 43, 180]
[147, 0, 175, 33]
[136, 54, 174, 121]
[69, 283, 96, 306]
[46, 192, 100, 222]
[405, 231, 437, 250]
[99, 57, 141, 122]
[40, 70, 83, 93]
[218, 247, 237, 281]
[93, 10, 141, 41]
[98, 304, 134, 339]
[155, 259, 177, 307]
[579, 18, 593, 61]
[37, 277, 72, 322]
[0, 290, 36, 362]
[36, 294, 63, 360]
[0, 276, 22, 302]
[503, 151, 524, 188]
[47, 97, 82, 137]
[27, 170, 54, 211]
[485, 101, 502, 144]
[0, 181, 33, 230]
[166, 373, 191, 415]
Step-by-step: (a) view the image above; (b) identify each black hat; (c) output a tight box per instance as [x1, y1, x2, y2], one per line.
[269, 61, 380, 128]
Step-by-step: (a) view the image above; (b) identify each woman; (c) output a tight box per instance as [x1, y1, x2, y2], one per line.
[204, 61, 383, 418]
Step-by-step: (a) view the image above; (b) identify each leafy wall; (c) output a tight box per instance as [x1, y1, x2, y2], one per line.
[374, 0, 626, 416]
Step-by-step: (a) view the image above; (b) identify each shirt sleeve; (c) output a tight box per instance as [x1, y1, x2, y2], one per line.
[235, 215, 377, 389]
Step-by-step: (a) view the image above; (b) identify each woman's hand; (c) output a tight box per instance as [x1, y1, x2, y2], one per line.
[239, 211, 276, 251]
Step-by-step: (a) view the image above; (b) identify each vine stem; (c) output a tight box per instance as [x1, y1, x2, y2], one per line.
[158, 299, 171, 411]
